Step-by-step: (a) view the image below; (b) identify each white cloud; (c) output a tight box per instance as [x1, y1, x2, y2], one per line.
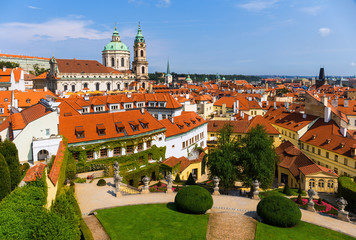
[351, 62, 356, 66]
[28, 6, 40, 10]
[0, 18, 113, 42]
[156, 0, 171, 7]
[300, 6, 321, 15]
[319, 27, 331, 37]
[238, 0, 279, 11]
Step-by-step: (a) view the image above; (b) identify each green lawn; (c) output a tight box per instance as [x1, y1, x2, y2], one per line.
[96, 204, 209, 240]
[255, 221, 355, 240]
[259, 188, 306, 199]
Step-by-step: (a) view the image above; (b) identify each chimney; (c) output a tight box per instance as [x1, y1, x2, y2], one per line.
[44, 87, 47, 92]
[321, 96, 328, 106]
[302, 113, 307, 119]
[344, 99, 349, 108]
[141, 108, 145, 114]
[324, 106, 331, 122]
[169, 116, 174, 124]
[2, 66, 6, 72]
[274, 101, 276, 109]
[340, 127, 347, 137]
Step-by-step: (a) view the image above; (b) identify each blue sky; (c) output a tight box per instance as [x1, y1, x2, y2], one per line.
[1, 0, 356, 76]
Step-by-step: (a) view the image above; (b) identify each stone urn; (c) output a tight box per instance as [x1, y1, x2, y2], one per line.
[252, 180, 260, 200]
[165, 173, 173, 193]
[336, 197, 350, 222]
[141, 176, 150, 194]
[212, 176, 220, 195]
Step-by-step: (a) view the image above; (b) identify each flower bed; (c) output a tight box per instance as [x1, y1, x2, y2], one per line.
[292, 198, 338, 216]
[149, 182, 181, 192]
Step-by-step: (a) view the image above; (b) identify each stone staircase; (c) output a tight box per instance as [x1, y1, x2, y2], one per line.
[119, 183, 141, 195]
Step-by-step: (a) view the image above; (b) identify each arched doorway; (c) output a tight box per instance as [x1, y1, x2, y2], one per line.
[37, 149, 49, 161]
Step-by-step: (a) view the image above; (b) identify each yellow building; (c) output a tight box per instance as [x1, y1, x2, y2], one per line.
[207, 115, 280, 149]
[277, 141, 338, 193]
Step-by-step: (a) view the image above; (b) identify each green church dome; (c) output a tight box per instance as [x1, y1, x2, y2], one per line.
[103, 41, 129, 51]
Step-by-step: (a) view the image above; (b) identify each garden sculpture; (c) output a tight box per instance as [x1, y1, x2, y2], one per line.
[336, 197, 350, 222]
[165, 173, 173, 193]
[252, 180, 260, 200]
[213, 176, 220, 195]
[307, 187, 316, 212]
[142, 176, 150, 194]
[113, 161, 122, 197]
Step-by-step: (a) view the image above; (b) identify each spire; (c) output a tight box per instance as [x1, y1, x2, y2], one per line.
[112, 24, 120, 41]
[135, 22, 145, 43]
[167, 58, 171, 75]
[319, 67, 325, 80]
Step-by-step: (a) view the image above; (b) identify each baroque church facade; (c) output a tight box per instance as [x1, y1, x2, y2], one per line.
[39, 25, 149, 93]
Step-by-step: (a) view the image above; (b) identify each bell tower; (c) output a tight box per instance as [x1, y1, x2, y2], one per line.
[132, 23, 149, 85]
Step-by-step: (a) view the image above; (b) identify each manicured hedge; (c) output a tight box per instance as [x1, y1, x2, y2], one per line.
[175, 185, 213, 214]
[97, 179, 107, 186]
[338, 176, 356, 212]
[257, 196, 301, 227]
[0, 153, 11, 201]
[0, 140, 21, 190]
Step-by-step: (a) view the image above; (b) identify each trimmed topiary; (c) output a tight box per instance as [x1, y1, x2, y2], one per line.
[0, 140, 21, 190]
[175, 185, 213, 214]
[97, 179, 106, 186]
[186, 173, 196, 185]
[283, 184, 292, 196]
[257, 196, 301, 227]
[174, 174, 181, 183]
[297, 194, 303, 205]
[0, 153, 11, 201]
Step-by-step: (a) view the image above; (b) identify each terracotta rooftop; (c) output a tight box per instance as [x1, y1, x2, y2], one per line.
[49, 141, 65, 186]
[162, 152, 205, 173]
[23, 163, 46, 182]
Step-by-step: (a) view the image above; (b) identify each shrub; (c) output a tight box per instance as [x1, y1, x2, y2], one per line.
[0, 140, 21, 190]
[174, 174, 181, 183]
[174, 185, 213, 214]
[297, 194, 303, 205]
[283, 184, 292, 196]
[318, 198, 323, 205]
[97, 179, 106, 186]
[338, 176, 356, 211]
[73, 178, 86, 183]
[0, 154, 11, 201]
[21, 163, 30, 176]
[257, 196, 301, 227]
[186, 173, 196, 185]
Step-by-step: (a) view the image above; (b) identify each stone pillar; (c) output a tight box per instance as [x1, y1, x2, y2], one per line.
[307, 187, 316, 212]
[336, 197, 350, 222]
[212, 176, 220, 195]
[165, 172, 173, 193]
[113, 161, 122, 197]
[141, 176, 150, 194]
[252, 180, 260, 200]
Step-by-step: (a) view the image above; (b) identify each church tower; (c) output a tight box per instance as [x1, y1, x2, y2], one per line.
[165, 59, 172, 84]
[132, 24, 149, 84]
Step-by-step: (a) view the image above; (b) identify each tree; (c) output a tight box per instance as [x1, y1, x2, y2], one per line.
[0, 153, 11, 201]
[238, 125, 277, 189]
[31, 64, 49, 76]
[283, 184, 291, 196]
[0, 140, 21, 190]
[186, 173, 196, 185]
[0, 61, 19, 69]
[207, 124, 239, 189]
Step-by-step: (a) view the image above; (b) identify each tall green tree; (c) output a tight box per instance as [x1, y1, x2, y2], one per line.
[207, 124, 239, 189]
[0, 61, 19, 69]
[0, 153, 11, 201]
[238, 125, 277, 189]
[0, 140, 21, 190]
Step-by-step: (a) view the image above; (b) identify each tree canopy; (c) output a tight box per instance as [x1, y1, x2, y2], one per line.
[0, 153, 11, 201]
[0, 61, 19, 69]
[0, 140, 21, 190]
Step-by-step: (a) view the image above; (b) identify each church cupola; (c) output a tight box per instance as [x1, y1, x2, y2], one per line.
[112, 26, 120, 42]
[132, 23, 149, 84]
[135, 24, 145, 43]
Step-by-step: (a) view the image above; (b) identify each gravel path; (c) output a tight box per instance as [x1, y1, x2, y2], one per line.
[83, 215, 110, 240]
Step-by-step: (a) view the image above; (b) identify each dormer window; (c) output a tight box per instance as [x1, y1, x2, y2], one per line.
[149, 102, 155, 107]
[139, 119, 149, 129]
[26, 99, 31, 103]
[115, 122, 125, 133]
[312, 134, 317, 140]
[340, 142, 345, 148]
[96, 124, 106, 136]
[130, 121, 139, 131]
[75, 126, 85, 138]
[326, 138, 331, 144]
[184, 121, 190, 127]
[177, 123, 184, 129]
[159, 102, 166, 107]
[4, 98, 8, 102]
[191, 119, 196, 124]
[0, 108, 3, 114]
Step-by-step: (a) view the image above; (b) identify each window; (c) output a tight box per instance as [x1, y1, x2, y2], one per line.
[309, 179, 315, 188]
[100, 149, 108, 157]
[83, 83, 88, 89]
[95, 83, 100, 91]
[72, 85, 75, 92]
[301, 143, 304, 149]
[135, 50, 138, 58]
[142, 66, 145, 74]
[344, 158, 348, 166]
[115, 122, 125, 133]
[64, 85, 68, 91]
[293, 134, 295, 139]
[211, 134, 215, 137]
[334, 167, 338, 174]
[312, 147, 315, 153]
[75, 126, 85, 138]
[127, 145, 134, 154]
[140, 50, 144, 57]
[270, 136, 274, 141]
[121, 58, 124, 67]
[113, 147, 121, 156]
[162, 114, 167, 119]
[111, 105, 118, 110]
[326, 152, 329, 159]
[107, 83, 111, 91]
[159, 102, 165, 107]
[111, 58, 115, 67]
[87, 151, 94, 160]
[96, 124, 106, 136]
[318, 149, 321, 155]
[26, 98, 31, 103]
[154, 114, 158, 119]
[137, 143, 143, 151]
[327, 180, 334, 188]
[117, 83, 121, 90]
[318, 179, 324, 188]
[0, 108, 3, 114]
[72, 152, 79, 161]
[146, 141, 152, 148]
[45, 129, 50, 136]
[130, 122, 139, 131]
[335, 155, 338, 162]
[306, 145, 309, 151]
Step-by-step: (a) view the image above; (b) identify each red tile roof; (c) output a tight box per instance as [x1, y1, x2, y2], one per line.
[0, 53, 50, 61]
[23, 163, 46, 182]
[56, 59, 115, 74]
[49, 141, 65, 186]
[162, 152, 205, 173]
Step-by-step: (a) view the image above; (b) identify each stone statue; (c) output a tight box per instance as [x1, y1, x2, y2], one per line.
[307, 187, 316, 212]
[141, 176, 150, 194]
[252, 180, 260, 200]
[336, 197, 350, 222]
[165, 173, 173, 193]
[113, 161, 122, 197]
[212, 176, 220, 195]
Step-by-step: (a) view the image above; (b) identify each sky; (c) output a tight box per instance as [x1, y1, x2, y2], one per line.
[1, 0, 356, 76]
